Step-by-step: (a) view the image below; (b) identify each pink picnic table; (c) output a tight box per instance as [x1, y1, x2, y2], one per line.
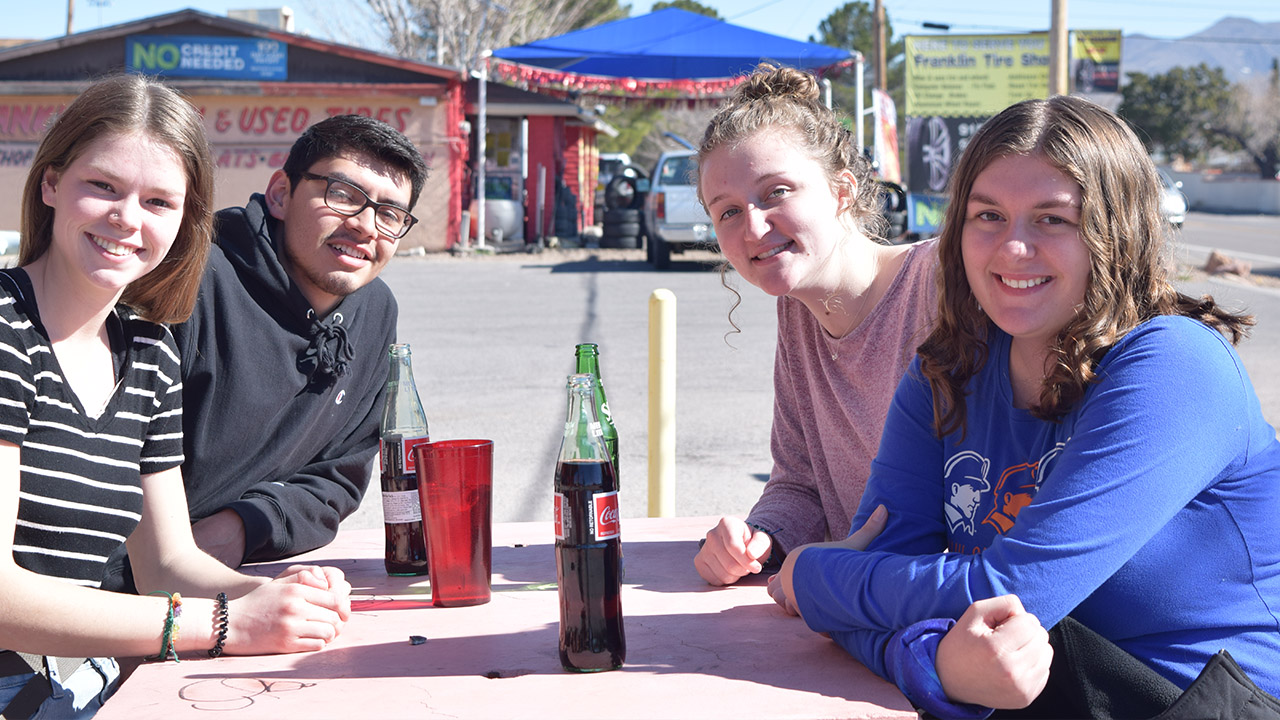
[97, 516, 915, 719]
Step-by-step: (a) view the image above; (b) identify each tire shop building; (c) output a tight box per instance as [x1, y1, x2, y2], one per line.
[0, 8, 613, 252]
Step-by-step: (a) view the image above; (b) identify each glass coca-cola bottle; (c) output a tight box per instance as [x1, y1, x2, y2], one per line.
[380, 343, 430, 576]
[554, 373, 625, 672]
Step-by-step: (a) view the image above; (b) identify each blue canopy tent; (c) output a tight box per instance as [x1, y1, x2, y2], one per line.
[479, 8, 866, 247]
[493, 7, 854, 80]
[489, 7, 865, 138]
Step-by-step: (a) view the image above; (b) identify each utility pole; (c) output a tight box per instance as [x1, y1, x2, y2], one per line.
[66, 0, 74, 35]
[1049, 0, 1069, 95]
[873, 0, 886, 91]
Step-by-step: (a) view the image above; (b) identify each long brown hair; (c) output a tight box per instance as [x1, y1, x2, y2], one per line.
[20, 73, 213, 324]
[918, 95, 1252, 438]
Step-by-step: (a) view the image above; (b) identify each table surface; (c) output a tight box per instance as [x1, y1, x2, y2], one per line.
[98, 516, 915, 719]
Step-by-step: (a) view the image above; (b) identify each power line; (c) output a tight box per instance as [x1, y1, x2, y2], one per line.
[894, 17, 1280, 47]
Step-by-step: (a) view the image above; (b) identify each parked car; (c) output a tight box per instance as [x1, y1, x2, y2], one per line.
[1158, 168, 1188, 227]
[644, 149, 714, 269]
[0, 230, 17, 257]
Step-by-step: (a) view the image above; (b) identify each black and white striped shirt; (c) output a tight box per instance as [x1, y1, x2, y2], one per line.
[0, 270, 184, 587]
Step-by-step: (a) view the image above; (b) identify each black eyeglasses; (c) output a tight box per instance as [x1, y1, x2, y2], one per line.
[300, 172, 417, 239]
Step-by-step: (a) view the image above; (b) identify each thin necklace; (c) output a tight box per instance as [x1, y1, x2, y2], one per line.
[819, 288, 872, 361]
[811, 238, 881, 361]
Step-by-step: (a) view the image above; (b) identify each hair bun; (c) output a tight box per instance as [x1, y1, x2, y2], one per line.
[734, 63, 820, 104]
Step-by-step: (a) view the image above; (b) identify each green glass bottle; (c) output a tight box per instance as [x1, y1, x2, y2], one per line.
[574, 343, 618, 485]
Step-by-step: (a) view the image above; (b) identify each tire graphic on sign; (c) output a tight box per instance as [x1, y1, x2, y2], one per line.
[921, 116, 953, 193]
[1074, 58, 1096, 93]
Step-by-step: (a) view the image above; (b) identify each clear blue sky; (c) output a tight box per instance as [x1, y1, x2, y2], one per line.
[634, 0, 1280, 42]
[8, 1, 1280, 46]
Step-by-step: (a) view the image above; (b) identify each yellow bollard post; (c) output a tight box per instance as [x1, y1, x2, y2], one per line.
[648, 289, 677, 517]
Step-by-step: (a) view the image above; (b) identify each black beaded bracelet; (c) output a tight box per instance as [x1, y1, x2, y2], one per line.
[208, 592, 229, 659]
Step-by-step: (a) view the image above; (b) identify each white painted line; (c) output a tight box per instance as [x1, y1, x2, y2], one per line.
[1180, 243, 1280, 265]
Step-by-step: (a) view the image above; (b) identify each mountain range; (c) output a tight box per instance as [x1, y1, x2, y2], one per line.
[1123, 17, 1280, 84]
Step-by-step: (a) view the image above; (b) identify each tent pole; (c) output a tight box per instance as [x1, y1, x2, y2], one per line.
[854, 52, 865, 154]
[476, 50, 491, 249]
[872, 89, 882, 171]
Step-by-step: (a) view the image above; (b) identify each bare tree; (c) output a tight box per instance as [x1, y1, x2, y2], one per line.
[362, 0, 427, 59]
[630, 106, 715, 169]
[1209, 63, 1280, 178]
[352, 0, 625, 72]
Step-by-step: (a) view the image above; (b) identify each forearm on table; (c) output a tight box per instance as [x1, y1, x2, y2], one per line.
[233, 455, 375, 562]
[0, 565, 224, 659]
[792, 547, 984, 634]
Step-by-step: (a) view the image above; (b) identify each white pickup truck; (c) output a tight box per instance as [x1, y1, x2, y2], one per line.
[644, 150, 715, 270]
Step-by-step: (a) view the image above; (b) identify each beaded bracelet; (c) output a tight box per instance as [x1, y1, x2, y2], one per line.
[208, 592, 229, 659]
[168, 593, 183, 662]
[147, 591, 182, 662]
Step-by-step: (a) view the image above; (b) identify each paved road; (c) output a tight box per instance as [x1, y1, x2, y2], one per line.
[344, 212, 1280, 534]
[1174, 212, 1280, 276]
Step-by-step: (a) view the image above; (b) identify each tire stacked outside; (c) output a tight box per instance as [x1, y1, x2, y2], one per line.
[600, 174, 643, 249]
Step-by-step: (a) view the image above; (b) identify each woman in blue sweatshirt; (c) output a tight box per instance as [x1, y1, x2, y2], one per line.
[771, 95, 1280, 717]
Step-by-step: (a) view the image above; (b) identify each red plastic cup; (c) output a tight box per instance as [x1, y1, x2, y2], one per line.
[415, 439, 493, 607]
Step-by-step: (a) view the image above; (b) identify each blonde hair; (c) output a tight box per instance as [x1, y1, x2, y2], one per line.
[20, 73, 213, 324]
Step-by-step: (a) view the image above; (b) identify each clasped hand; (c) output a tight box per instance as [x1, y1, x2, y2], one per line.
[227, 565, 352, 655]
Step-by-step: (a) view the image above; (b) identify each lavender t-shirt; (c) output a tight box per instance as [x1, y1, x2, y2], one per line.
[746, 238, 938, 552]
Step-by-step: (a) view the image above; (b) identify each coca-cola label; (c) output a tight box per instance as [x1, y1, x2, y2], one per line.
[554, 491, 619, 542]
[554, 492, 568, 540]
[594, 491, 620, 540]
[381, 434, 431, 476]
[402, 435, 431, 473]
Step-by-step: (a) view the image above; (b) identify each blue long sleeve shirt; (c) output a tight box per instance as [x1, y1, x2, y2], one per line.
[793, 316, 1280, 698]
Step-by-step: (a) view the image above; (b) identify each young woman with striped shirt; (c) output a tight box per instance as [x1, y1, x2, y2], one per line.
[0, 74, 352, 718]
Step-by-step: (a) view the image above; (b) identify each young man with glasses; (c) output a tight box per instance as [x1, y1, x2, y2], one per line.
[103, 115, 430, 590]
